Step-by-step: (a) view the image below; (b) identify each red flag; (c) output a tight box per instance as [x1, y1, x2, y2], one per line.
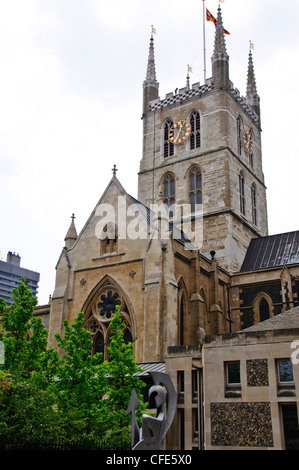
[206, 8, 230, 35]
[206, 8, 216, 24]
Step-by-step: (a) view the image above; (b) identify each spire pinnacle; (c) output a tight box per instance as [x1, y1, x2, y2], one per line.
[144, 31, 158, 86]
[245, 44, 260, 121]
[143, 28, 159, 114]
[211, 5, 229, 89]
[65, 213, 78, 249]
[213, 6, 228, 56]
[246, 45, 258, 98]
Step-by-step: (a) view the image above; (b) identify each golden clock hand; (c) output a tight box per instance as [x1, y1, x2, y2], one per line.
[174, 124, 183, 143]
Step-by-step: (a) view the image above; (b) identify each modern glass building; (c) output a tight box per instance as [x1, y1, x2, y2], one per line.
[0, 252, 40, 305]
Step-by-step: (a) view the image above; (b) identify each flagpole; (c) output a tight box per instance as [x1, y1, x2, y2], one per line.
[202, 0, 206, 82]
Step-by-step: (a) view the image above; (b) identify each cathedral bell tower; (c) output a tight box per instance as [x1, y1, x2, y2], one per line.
[138, 6, 268, 272]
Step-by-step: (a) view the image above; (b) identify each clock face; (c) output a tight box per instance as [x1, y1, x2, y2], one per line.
[242, 128, 253, 154]
[168, 120, 192, 145]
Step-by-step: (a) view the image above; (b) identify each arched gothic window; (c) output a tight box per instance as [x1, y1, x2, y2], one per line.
[253, 293, 273, 325]
[190, 111, 201, 150]
[163, 173, 175, 218]
[239, 171, 245, 216]
[259, 298, 270, 322]
[84, 281, 133, 361]
[189, 166, 202, 213]
[164, 120, 174, 158]
[251, 183, 257, 225]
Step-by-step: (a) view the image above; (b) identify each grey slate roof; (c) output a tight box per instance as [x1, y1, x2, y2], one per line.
[240, 306, 299, 332]
[240, 231, 299, 272]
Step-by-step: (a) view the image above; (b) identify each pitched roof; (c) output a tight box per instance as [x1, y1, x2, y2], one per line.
[240, 306, 299, 332]
[240, 231, 299, 272]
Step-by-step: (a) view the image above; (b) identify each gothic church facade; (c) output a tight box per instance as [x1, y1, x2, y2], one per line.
[41, 6, 299, 450]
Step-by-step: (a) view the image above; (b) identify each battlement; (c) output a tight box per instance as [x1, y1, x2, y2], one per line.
[148, 80, 259, 126]
[149, 80, 213, 111]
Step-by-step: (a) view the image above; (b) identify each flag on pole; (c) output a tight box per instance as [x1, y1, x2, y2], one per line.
[151, 25, 156, 35]
[206, 8, 230, 35]
[187, 64, 193, 73]
[206, 8, 216, 24]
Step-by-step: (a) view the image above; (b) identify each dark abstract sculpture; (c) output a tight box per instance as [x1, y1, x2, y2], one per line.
[126, 372, 177, 450]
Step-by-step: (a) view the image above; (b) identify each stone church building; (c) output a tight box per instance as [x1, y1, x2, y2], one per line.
[38, 7, 299, 450]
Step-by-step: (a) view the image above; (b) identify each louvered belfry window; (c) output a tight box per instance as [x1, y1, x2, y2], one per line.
[190, 111, 201, 150]
[164, 120, 174, 158]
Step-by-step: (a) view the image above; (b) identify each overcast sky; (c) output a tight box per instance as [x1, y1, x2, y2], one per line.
[0, 0, 298, 305]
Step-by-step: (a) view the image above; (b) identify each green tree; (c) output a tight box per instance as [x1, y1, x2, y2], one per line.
[0, 279, 50, 378]
[101, 306, 147, 433]
[0, 283, 146, 445]
[51, 312, 108, 437]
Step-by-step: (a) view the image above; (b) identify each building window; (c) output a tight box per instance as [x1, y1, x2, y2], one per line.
[101, 223, 118, 255]
[84, 283, 133, 361]
[251, 183, 257, 225]
[239, 171, 245, 215]
[226, 361, 241, 387]
[237, 116, 242, 155]
[259, 298, 270, 322]
[189, 166, 202, 213]
[178, 371, 184, 393]
[164, 120, 174, 158]
[277, 360, 294, 385]
[163, 173, 175, 217]
[190, 111, 201, 150]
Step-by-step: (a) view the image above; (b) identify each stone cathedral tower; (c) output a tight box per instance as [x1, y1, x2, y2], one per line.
[138, 6, 268, 273]
[47, 6, 274, 366]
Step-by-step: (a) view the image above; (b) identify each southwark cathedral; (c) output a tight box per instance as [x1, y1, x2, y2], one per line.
[38, 7, 299, 450]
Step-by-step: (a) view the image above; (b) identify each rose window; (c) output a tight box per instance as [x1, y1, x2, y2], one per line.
[96, 290, 121, 320]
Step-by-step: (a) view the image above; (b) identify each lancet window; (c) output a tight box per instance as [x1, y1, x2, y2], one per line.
[164, 120, 174, 158]
[163, 173, 175, 218]
[239, 171, 246, 216]
[189, 166, 202, 213]
[190, 111, 201, 150]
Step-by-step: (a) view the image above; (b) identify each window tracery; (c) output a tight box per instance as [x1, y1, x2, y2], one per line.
[84, 283, 133, 360]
